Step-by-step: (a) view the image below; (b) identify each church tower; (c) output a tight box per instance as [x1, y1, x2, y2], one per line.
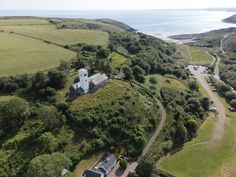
[79, 68, 89, 93]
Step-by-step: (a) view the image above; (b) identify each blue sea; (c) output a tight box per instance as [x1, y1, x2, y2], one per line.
[1, 9, 236, 37]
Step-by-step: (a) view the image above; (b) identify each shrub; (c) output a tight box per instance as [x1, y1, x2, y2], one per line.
[149, 77, 157, 84]
[120, 159, 128, 169]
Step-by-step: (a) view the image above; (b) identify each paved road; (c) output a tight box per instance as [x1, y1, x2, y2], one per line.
[214, 34, 230, 80]
[211, 33, 236, 94]
[188, 65, 226, 142]
[108, 89, 167, 177]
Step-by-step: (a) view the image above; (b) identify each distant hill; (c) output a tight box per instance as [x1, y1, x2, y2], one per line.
[223, 14, 236, 24]
[170, 27, 236, 40]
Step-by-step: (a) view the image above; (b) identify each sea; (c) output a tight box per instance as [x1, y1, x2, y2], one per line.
[1, 9, 236, 38]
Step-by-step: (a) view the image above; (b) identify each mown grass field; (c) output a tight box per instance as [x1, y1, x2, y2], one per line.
[0, 32, 76, 76]
[0, 25, 109, 46]
[0, 18, 50, 26]
[189, 47, 213, 65]
[158, 92, 236, 177]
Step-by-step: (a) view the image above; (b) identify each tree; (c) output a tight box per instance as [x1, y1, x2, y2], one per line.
[186, 119, 199, 137]
[27, 153, 72, 177]
[96, 48, 110, 59]
[38, 132, 59, 153]
[122, 66, 134, 80]
[200, 97, 210, 110]
[149, 77, 157, 84]
[133, 65, 145, 77]
[188, 80, 199, 91]
[120, 159, 128, 170]
[133, 65, 145, 83]
[48, 70, 68, 89]
[0, 97, 29, 136]
[37, 105, 65, 130]
[174, 123, 187, 147]
[231, 99, 236, 108]
[59, 60, 70, 70]
[32, 72, 47, 90]
[136, 155, 155, 177]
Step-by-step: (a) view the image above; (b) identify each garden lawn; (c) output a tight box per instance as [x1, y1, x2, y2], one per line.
[73, 153, 103, 177]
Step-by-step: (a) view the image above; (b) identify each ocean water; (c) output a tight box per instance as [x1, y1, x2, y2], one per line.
[1, 10, 236, 37]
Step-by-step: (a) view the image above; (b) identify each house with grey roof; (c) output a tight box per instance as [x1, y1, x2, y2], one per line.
[70, 68, 109, 96]
[98, 154, 117, 176]
[83, 170, 104, 177]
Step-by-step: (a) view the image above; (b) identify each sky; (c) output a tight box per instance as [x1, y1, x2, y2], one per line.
[1, 0, 236, 11]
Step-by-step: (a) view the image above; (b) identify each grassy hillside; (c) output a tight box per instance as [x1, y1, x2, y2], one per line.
[53, 18, 135, 33]
[0, 25, 109, 46]
[0, 32, 76, 76]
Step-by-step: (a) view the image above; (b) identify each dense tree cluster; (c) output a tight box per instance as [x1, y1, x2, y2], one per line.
[211, 77, 236, 108]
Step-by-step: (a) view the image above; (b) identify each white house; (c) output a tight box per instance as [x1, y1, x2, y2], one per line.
[70, 68, 109, 96]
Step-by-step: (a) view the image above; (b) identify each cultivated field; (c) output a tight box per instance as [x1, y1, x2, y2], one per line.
[159, 92, 236, 177]
[0, 32, 76, 76]
[189, 47, 213, 65]
[0, 25, 109, 46]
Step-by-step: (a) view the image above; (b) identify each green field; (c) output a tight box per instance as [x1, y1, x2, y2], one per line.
[144, 74, 187, 95]
[0, 25, 109, 46]
[109, 53, 130, 70]
[0, 18, 50, 26]
[0, 95, 15, 102]
[0, 32, 76, 76]
[159, 93, 236, 177]
[189, 47, 213, 65]
[57, 79, 129, 110]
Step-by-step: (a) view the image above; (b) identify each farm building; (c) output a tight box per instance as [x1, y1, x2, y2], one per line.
[70, 68, 109, 96]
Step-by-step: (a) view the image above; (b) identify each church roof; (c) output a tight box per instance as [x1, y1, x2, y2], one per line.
[89, 73, 108, 86]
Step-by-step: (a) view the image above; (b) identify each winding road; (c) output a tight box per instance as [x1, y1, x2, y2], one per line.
[108, 87, 167, 177]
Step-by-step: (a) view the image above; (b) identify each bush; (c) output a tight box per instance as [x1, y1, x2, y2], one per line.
[120, 159, 128, 169]
[149, 77, 157, 84]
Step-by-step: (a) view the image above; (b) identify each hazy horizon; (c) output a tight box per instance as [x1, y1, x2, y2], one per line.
[2, 0, 236, 11]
